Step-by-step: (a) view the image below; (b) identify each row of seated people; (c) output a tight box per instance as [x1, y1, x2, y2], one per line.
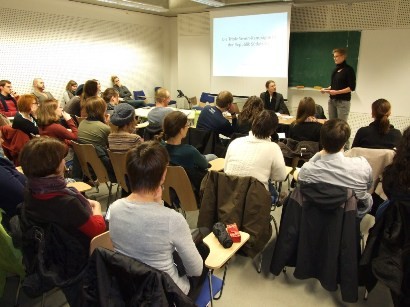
[0, 76, 148, 118]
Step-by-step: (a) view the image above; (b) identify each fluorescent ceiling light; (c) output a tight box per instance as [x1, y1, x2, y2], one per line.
[97, 0, 169, 12]
[190, 0, 224, 7]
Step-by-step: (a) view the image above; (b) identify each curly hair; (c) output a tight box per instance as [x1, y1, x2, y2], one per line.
[238, 96, 263, 125]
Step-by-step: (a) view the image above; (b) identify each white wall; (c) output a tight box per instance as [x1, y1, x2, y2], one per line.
[0, 0, 176, 102]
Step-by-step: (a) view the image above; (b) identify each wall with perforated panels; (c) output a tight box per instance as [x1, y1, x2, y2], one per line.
[0, 0, 174, 102]
[177, 0, 410, 139]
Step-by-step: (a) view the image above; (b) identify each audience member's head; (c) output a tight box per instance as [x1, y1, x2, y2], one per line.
[388, 125, 410, 188]
[251, 110, 278, 139]
[75, 84, 84, 96]
[155, 88, 171, 106]
[265, 80, 277, 94]
[320, 118, 351, 153]
[111, 76, 120, 86]
[110, 103, 136, 133]
[65, 80, 78, 93]
[33, 78, 45, 92]
[37, 99, 61, 126]
[295, 97, 317, 124]
[126, 141, 169, 194]
[0, 80, 12, 96]
[162, 111, 188, 141]
[20, 137, 67, 178]
[85, 96, 107, 123]
[371, 98, 391, 135]
[103, 88, 119, 105]
[239, 96, 263, 124]
[215, 91, 233, 110]
[17, 94, 38, 115]
[82, 79, 99, 100]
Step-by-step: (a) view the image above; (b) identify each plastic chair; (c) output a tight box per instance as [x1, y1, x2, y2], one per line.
[107, 149, 129, 194]
[133, 90, 146, 100]
[71, 141, 116, 207]
[163, 166, 199, 215]
[89, 231, 113, 256]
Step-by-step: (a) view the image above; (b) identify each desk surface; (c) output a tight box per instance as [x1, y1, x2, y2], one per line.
[208, 158, 225, 172]
[67, 182, 92, 193]
[135, 107, 195, 120]
[203, 231, 250, 269]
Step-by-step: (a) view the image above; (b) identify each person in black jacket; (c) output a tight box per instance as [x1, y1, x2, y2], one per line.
[260, 80, 289, 115]
[352, 98, 402, 149]
[12, 94, 39, 137]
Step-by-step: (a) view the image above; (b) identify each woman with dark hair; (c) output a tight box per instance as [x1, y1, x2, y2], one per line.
[12, 94, 39, 137]
[289, 97, 323, 143]
[352, 98, 402, 149]
[62, 80, 78, 106]
[37, 99, 78, 146]
[18, 137, 106, 305]
[260, 80, 289, 115]
[80, 79, 100, 117]
[109, 141, 207, 299]
[236, 96, 264, 134]
[224, 110, 287, 197]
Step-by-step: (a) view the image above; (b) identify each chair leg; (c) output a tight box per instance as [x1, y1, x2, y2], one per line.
[14, 276, 22, 307]
[214, 262, 229, 300]
[106, 182, 113, 208]
[257, 253, 263, 273]
[208, 270, 214, 307]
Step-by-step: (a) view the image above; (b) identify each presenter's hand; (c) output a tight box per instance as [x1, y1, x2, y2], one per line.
[329, 90, 338, 96]
[320, 87, 330, 94]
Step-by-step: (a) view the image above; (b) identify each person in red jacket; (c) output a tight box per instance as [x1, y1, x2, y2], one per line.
[0, 80, 19, 117]
[37, 99, 78, 146]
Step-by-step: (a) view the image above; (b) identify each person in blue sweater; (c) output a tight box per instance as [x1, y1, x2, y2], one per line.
[196, 90, 237, 137]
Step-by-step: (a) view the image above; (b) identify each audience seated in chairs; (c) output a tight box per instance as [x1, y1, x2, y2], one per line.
[14, 137, 106, 306]
[11, 94, 39, 137]
[111, 75, 145, 109]
[224, 110, 287, 202]
[289, 97, 323, 144]
[146, 88, 173, 136]
[108, 103, 143, 153]
[360, 125, 410, 306]
[158, 111, 217, 200]
[352, 98, 402, 149]
[76, 96, 115, 182]
[37, 99, 78, 147]
[298, 118, 373, 219]
[196, 90, 237, 138]
[235, 96, 264, 135]
[108, 141, 209, 300]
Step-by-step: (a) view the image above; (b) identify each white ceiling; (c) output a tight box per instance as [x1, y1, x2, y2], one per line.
[70, 0, 382, 17]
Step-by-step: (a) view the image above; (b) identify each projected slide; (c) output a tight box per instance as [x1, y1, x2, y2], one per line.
[213, 12, 288, 77]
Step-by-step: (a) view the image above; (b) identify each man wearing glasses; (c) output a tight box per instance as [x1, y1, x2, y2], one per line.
[0, 80, 19, 117]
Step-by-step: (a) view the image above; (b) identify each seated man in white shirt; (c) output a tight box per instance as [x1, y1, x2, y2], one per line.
[298, 118, 373, 218]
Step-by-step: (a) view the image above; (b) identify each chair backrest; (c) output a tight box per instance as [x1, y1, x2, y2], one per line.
[71, 141, 110, 184]
[133, 90, 146, 100]
[163, 166, 198, 212]
[89, 231, 113, 256]
[107, 149, 129, 193]
[75, 115, 86, 125]
[344, 147, 395, 194]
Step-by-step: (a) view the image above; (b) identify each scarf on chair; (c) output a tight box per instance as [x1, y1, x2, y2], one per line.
[28, 175, 91, 213]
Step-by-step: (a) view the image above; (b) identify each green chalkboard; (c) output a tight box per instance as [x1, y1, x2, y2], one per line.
[288, 31, 361, 88]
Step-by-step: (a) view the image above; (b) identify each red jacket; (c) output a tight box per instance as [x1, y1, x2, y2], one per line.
[0, 125, 29, 166]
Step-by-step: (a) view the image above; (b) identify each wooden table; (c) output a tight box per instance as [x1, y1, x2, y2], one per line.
[208, 158, 225, 172]
[202, 231, 250, 306]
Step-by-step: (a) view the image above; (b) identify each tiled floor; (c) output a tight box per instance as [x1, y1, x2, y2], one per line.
[0, 182, 394, 307]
